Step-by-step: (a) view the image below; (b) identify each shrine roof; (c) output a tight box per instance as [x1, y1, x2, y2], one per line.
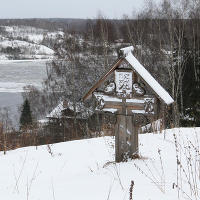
[125, 52, 174, 105]
[83, 46, 174, 105]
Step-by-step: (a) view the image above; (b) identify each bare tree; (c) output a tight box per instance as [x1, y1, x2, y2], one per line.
[0, 107, 13, 154]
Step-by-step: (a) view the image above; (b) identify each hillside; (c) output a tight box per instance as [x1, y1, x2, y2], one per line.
[0, 128, 200, 200]
[0, 25, 64, 60]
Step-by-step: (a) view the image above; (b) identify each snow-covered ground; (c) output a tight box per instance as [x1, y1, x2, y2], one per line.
[1, 128, 200, 200]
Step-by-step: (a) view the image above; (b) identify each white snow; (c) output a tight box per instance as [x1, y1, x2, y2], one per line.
[47, 102, 64, 118]
[123, 50, 174, 105]
[120, 46, 134, 56]
[131, 109, 146, 114]
[0, 54, 9, 60]
[94, 92, 122, 102]
[0, 26, 59, 60]
[0, 26, 68, 61]
[1, 26, 62, 44]
[46, 31, 64, 38]
[126, 98, 145, 103]
[0, 128, 200, 199]
[102, 108, 118, 113]
[0, 39, 54, 55]
[127, 129, 131, 135]
[3, 26, 14, 32]
[27, 34, 44, 43]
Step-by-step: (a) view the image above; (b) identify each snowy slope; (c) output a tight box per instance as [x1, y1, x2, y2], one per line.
[0, 128, 200, 200]
[0, 39, 54, 55]
[0, 26, 65, 60]
[2, 26, 62, 43]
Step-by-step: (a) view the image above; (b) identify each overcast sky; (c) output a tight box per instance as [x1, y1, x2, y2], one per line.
[0, 0, 151, 19]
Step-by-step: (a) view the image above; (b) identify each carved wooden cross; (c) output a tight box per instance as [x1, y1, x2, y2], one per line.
[83, 46, 174, 162]
[93, 69, 157, 162]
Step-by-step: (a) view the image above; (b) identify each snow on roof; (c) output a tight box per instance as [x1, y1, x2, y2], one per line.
[124, 52, 174, 105]
[47, 101, 93, 119]
[120, 46, 134, 56]
[46, 101, 64, 118]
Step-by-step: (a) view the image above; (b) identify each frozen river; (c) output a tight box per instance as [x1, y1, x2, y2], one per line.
[0, 60, 47, 92]
[0, 60, 48, 127]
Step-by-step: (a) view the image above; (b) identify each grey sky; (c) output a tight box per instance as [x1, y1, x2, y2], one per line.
[0, 0, 148, 19]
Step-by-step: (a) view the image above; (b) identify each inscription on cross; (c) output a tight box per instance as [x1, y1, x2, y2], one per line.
[94, 69, 157, 162]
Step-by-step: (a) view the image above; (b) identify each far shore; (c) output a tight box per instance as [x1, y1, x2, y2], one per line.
[0, 58, 52, 64]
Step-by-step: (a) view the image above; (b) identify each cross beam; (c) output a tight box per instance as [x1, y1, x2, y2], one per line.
[93, 92, 156, 116]
[93, 92, 156, 162]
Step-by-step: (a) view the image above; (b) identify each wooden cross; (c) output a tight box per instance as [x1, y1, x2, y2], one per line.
[83, 46, 174, 162]
[93, 69, 157, 162]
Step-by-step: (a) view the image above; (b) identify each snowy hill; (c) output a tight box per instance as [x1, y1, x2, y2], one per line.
[0, 26, 64, 60]
[3, 26, 45, 43]
[0, 128, 200, 200]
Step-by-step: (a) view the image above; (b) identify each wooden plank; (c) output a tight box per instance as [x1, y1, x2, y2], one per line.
[103, 105, 122, 110]
[126, 116, 133, 157]
[130, 117, 139, 156]
[115, 116, 120, 162]
[115, 115, 127, 162]
[122, 99, 126, 115]
[83, 58, 124, 101]
[119, 115, 127, 161]
[126, 104, 145, 110]
[104, 104, 144, 111]
[133, 72, 138, 82]
[104, 102, 123, 107]
[116, 115, 137, 162]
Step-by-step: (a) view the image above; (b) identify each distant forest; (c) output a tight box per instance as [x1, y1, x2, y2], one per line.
[0, 18, 89, 32]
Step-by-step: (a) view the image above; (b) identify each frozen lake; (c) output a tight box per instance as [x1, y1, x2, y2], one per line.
[0, 60, 48, 127]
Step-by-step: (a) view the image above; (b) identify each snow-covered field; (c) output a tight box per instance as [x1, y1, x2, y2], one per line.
[1, 128, 200, 200]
